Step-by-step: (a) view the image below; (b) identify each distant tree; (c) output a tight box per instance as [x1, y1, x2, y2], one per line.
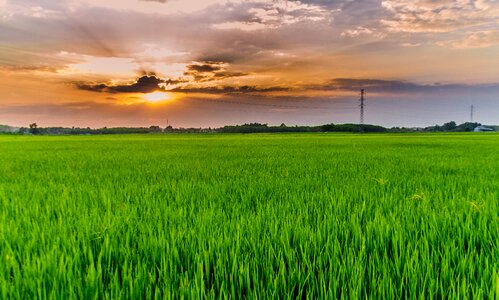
[456, 122, 480, 132]
[149, 125, 162, 133]
[320, 124, 335, 132]
[424, 124, 442, 132]
[29, 123, 40, 134]
[442, 121, 457, 131]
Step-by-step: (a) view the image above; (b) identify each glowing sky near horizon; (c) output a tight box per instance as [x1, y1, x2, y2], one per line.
[1, 0, 499, 128]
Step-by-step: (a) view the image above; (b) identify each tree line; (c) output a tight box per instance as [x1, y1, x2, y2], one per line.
[6, 121, 491, 135]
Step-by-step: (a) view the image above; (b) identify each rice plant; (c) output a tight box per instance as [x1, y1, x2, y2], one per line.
[0, 133, 497, 299]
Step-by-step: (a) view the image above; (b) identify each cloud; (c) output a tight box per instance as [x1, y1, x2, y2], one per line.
[2, 2, 332, 72]
[184, 61, 248, 82]
[324, 78, 473, 93]
[1, 1, 65, 19]
[0, 0, 375, 74]
[2, 0, 499, 111]
[341, 26, 385, 39]
[74, 73, 499, 98]
[139, 0, 168, 3]
[76, 73, 283, 95]
[439, 30, 499, 49]
[171, 85, 289, 94]
[401, 43, 421, 48]
[187, 62, 223, 73]
[0, 64, 62, 73]
[76, 75, 171, 93]
[211, 0, 331, 31]
[213, 72, 248, 79]
[381, 0, 499, 33]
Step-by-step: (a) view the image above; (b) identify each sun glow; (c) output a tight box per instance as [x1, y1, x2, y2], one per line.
[143, 91, 172, 103]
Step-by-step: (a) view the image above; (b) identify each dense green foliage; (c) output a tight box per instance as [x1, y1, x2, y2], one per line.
[219, 123, 387, 133]
[422, 122, 482, 132]
[14, 120, 492, 135]
[0, 133, 497, 299]
[17, 123, 388, 135]
[19, 125, 164, 135]
[0, 124, 19, 134]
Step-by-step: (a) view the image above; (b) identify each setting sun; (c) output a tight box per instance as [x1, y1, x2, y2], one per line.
[143, 91, 171, 103]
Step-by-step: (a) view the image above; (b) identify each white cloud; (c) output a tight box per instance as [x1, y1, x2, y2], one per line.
[213, 21, 267, 31]
[28, 6, 62, 18]
[381, 0, 499, 33]
[439, 30, 499, 49]
[401, 43, 421, 48]
[212, 0, 330, 31]
[341, 26, 385, 39]
[62, 53, 138, 76]
[74, 0, 224, 14]
[1, 2, 63, 20]
[1, 0, 224, 17]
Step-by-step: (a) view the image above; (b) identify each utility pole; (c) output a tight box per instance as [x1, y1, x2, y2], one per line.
[470, 105, 474, 123]
[359, 89, 365, 132]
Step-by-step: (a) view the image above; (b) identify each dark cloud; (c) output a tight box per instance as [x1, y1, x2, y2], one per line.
[328, 78, 442, 92]
[0, 64, 62, 73]
[77, 83, 110, 93]
[75, 74, 280, 95]
[76, 75, 171, 93]
[188, 71, 248, 82]
[187, 63, 222, 73]
[322, 78, 499, 94]
[76, 75, 499, 97]
[171, 85, 289, 94]
[213, 72, 248, 79]
[184, 61, 248, 82]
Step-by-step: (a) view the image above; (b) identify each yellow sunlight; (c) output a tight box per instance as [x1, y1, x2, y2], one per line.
[143, 91, 172, 103]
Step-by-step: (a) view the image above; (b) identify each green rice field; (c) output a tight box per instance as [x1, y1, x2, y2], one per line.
[0, 133, 498, 298]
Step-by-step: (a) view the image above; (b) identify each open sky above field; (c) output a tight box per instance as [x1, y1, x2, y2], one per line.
[1, 0, 499, 128]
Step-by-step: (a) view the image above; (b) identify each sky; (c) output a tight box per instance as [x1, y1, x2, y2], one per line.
[1, 0, 499, 128]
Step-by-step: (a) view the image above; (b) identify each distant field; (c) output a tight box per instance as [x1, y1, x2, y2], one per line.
[0, 133, 497, 298]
